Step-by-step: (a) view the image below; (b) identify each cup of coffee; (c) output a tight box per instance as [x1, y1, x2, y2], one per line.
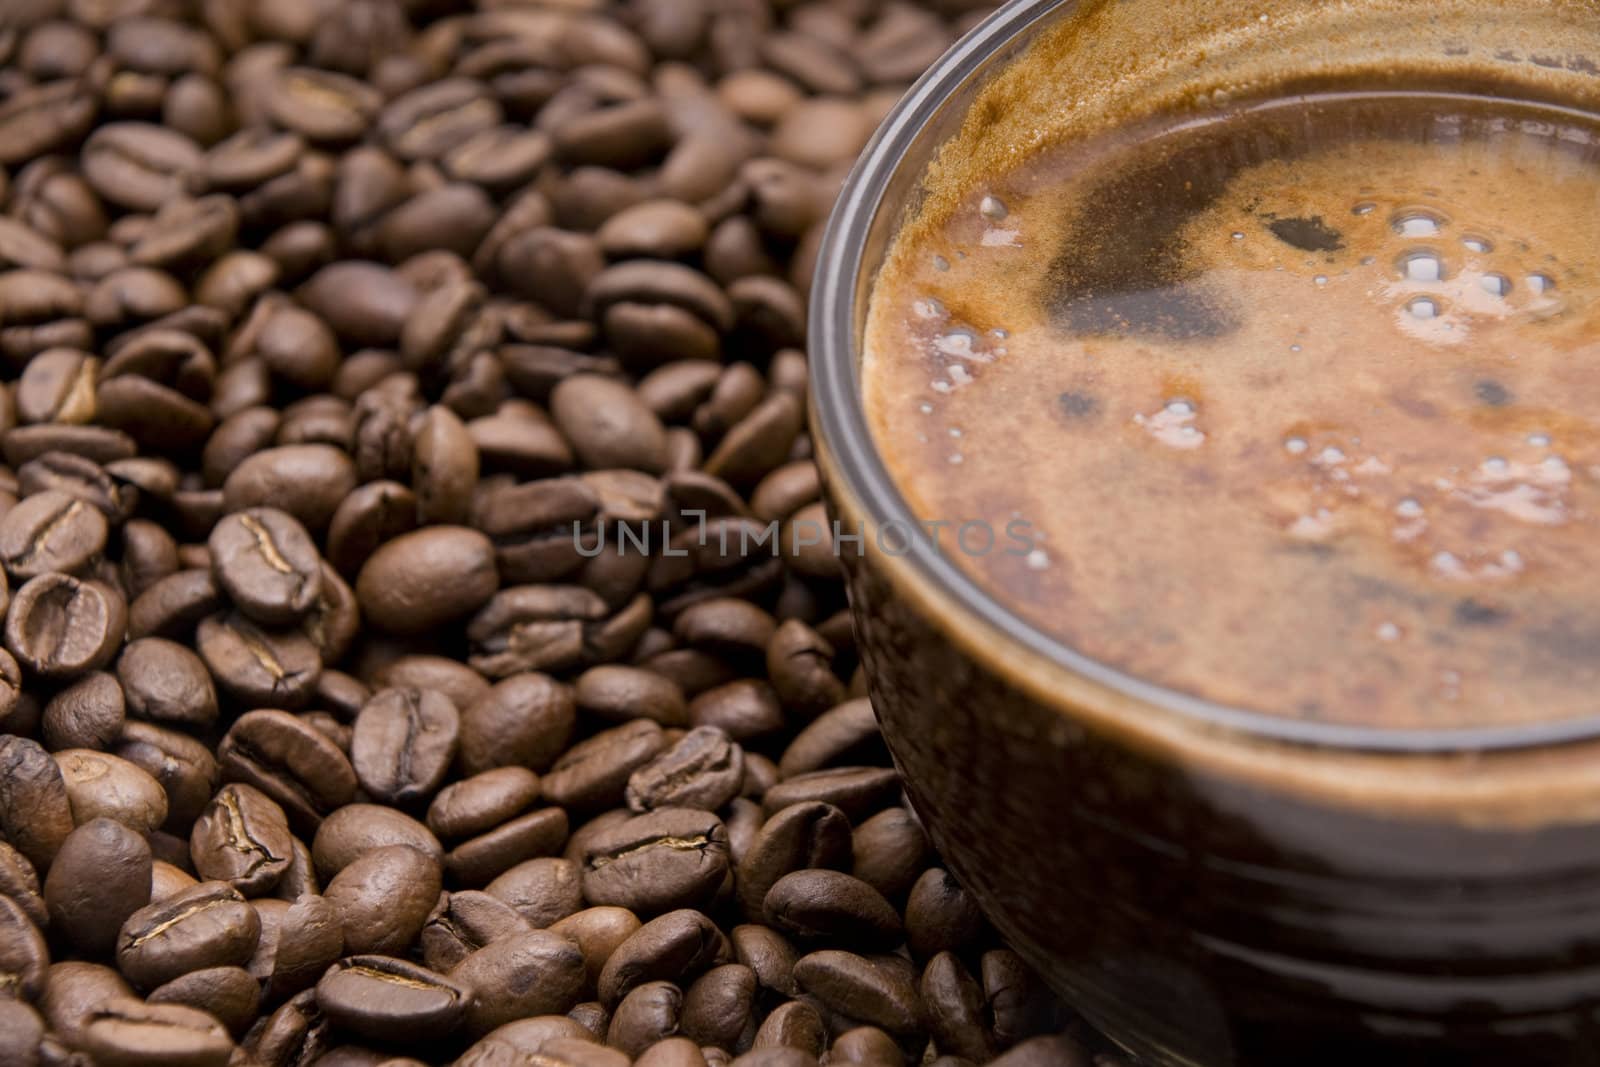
[809, 0, 1600, 1062]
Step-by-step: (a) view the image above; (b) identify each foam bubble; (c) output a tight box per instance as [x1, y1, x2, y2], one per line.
[1399, 250, 1444, 282]
[1406, 295, 1442, 319]
[1393, 208, 1447, 236]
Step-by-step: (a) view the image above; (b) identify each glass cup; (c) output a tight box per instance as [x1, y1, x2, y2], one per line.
[808, 1, 1600, 1063]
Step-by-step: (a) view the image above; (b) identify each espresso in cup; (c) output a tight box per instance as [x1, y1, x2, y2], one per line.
[864, 89, 1600, 732]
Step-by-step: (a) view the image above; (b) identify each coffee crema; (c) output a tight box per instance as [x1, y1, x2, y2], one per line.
[864, 90, 1600, 732]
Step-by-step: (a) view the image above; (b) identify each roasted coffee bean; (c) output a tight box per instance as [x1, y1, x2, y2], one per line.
[45, 818, 153, 955]
[850, 809, 929, 902]
[736, 802, 852, 919]
[115, 720, 220, 830]
[608, 980, 684, 1058]
[222, 444, 357, 534]
[582, 808, 730, 915]
[116, 637, 219, 729]
[549, 905, 642, 994]
[791, 951, 921, 1038]
[312, 804, 442, 881]
[766, 623, 844, 721]
[752, 1000, 825, 1056]
[689, 681, 785, 743]
[324, 844, 441, 955]
[419, 890, 533, 973]
[985, 1035, 1093, 1067]
[449, 929, 587, 1036]
[128, 569, 226, 640]
[355, 525, 498, 634]
[466, 583, 614, 678]
[255, 893, 344, 999]
[54, 748, 169, 833]
[81, 123, 204, 213]
[458, 671, 576, 776]
[350, 686, 460, 804]
[217, 709, 358, 828]
[598, 908, 728, 1008]
[0, 489, 108, 578]
[190, 783, 293, 896]
[550, 374, 668, 474]
[209, 507, 322, 624]
[576, 665, 688, 728]
[681, 964, 759, 1051]
[763, 870, 902, 947]
[0, 998, 44, 1067]
[921, 953, 994, 1063]
[427, 767, 541, 842]
[626, 726, 744, 813]
[761, 768, 901, 823]
[730, 925, 800, 1001]
[81, 996, 235, 1067]
[372, 654, 490, 713]
[905, 869, 985, 962]
[0, 841, 48, 930]
[485, 857, 585, 929]
[116, 881, 261, 990]
[316, 956, 471, 1042]
[826, 1026, 906, 1066]
[445, 806, 570, 888]
[148, 965, 261, 1038]
[197, 613, 322, 709]
[543, 719, 668, 812]
[42, 670, 125, 751]
[0, 893, 50, 1002]
[981, 951, 1061, 1050]
[638, 1036, 715, 1067]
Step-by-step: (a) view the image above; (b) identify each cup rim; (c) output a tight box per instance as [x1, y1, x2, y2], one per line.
[806, 0, 1600, 755]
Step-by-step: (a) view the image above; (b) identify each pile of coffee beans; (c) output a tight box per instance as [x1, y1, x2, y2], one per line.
[0, 0, 1123, 1064]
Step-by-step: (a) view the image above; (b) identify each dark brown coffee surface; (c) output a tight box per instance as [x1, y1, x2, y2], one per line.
[866, 91, 1600, 731]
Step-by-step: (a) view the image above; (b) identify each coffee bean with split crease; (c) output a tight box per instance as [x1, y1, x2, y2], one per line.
[626, 726, 744, 813]
[209, 508, 323, 625]
[42, 669, 125, 751]
[324, 844, 442, 956]
[0, 489, 107, 579]
[82, 996, 235, 1067]
[448, 929, 587, 1036]
[583, 808, 730, 916]
[446, 804, 570, 888]
[316, 956, 471, 1042]
[190, 783, 293, 897]
[598, 909, 729, 1008]
[0, 894, 50, 1001]
[0, 82, 99, 167]
[80, 123, 204, 214]
[735, 802, 852, 920]
[349, 687, 460, 805]
[420, 890, 534, 973]
[197, 612, 322, 710]
[17, 349, 98, 428]
[542, 719, 667, 811]
[129, 569, 226, 640]
[379, 78, 504, 161]
[116, 637, 219, 729]
[6, 573, 124, 677]
[45, 818, 153, 955]
[218, 709, 358, 830]
[117, 881, 261, 990]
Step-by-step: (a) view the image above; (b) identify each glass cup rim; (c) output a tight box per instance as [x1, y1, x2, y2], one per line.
[806, 0, 1600, 755]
